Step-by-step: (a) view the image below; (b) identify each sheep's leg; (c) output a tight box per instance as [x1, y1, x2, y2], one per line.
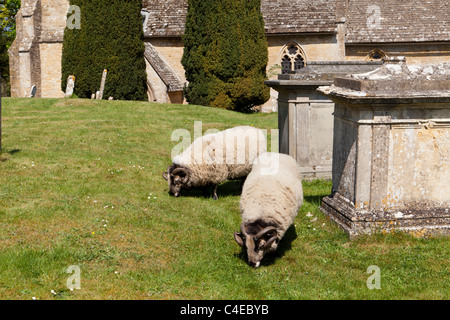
[212, 185, 218, 200]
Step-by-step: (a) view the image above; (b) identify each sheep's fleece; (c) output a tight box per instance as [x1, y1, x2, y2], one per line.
[172, 126, 267, 188]
[239, 152, 303, 239]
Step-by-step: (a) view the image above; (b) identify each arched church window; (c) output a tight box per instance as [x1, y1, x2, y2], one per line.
[367, 48, 387, 61]
[281, 43, 306, 74]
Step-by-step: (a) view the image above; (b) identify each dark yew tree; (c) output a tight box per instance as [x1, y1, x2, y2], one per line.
[182, 0, 269, 112]
[62, 0, 148, 101]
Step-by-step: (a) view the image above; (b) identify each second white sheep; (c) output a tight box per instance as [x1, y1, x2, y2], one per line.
[234, 152, 303, 267]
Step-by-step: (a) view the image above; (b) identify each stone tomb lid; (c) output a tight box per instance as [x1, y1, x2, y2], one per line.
[278, 61, 383, 82]
[266, 61, 384, 89]
[317, 62, 450, 102]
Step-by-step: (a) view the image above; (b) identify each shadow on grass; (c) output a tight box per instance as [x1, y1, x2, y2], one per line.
[304, 194, 330, 206]
[234, 225, 298, 268]
[0, 148, 21, 161]
[168, 180, 244, 199]
[7, 149, 21, 155]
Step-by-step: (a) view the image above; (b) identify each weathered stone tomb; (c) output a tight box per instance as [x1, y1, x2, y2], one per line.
[265, 61, 383, 179]
[317, 62, 450, 238]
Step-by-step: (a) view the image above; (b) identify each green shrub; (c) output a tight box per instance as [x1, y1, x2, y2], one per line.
[182, 0, 270, 112]
[0, 34, 9, 95]
[61, 0, 148, 101]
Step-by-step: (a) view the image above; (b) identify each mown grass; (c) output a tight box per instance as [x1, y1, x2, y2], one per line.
[0, 97, 448, 300]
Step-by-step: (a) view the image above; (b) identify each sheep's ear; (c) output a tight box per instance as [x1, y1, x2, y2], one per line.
[162, 165, 173, 181]
[234, 232, 245, 247]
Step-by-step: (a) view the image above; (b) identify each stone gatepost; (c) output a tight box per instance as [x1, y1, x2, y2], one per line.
[317, 62, 450, 239]
[265, 61, 382, 179]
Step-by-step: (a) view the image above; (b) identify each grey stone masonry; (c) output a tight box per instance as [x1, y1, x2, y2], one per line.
[265, 61, 383, 179]
[317, 62, 450, 239]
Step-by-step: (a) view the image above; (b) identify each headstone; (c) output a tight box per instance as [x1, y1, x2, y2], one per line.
[30, 85, 37, 98]
[108, 96, 114, 100]
[95, 91, 100, 100]
[97, 69, 108, 100]
[317, 62, 450, 239]
[65, 75, 75, 97]
[91, 93, 95, 99]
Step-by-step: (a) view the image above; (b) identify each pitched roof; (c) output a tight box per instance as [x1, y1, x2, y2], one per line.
[261, 0, 336, 34]
[142, 0, 450, 42]
[144, 43, 184, 92]
[345, 0, 450, 43]
[142, 0, 337, 37]
[142, 0, 188, 37]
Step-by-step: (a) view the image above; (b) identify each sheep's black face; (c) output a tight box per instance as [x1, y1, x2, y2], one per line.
[169, 175, 183, 197]
[162, 164, 190, 197]
[234, 233, 269, 268]
[234, 223, 279, 268]
[246, 238, 266, 268]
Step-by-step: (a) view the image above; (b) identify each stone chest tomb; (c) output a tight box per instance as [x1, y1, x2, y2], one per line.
[317, 62, 450, 238]
[265, 61, 383, 179]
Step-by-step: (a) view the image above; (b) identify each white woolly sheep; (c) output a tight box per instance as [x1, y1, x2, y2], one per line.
[234, 152, 303, 267]
[163, 126, 267, 199]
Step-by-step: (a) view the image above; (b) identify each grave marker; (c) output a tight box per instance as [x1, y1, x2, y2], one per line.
[30, 85, 37, 98]
[97, 69, 108, 100]
[65, 75, 75, 97]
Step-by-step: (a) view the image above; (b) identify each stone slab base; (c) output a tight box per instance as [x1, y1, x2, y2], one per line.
[320, 193, 450, 239]
[299, 166, 332, 180]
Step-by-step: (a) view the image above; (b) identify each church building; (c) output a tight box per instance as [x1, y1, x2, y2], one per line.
[9, 0, 450, 111]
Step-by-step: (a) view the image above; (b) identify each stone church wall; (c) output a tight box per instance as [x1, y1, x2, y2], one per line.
[346, 43, 450, 64]
[9, 0, 68, 98]
[263, 33, 343, 112]
[39, 43, 64, 98]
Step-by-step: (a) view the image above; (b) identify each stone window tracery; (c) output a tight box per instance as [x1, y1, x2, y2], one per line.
[367, 48, 387, 61]
[281, 43, 306, 74]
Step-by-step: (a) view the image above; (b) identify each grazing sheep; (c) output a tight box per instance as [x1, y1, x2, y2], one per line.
[163, 126, 267, 199]
[234, 152, 303, 267]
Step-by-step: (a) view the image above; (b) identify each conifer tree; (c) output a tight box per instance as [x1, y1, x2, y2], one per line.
[62, 0, 148, 101]
[0, 34, 9, 83]
[182, 0, 269, 112]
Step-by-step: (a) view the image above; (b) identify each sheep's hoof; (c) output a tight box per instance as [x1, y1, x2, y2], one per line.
[212, 194, 218, 200]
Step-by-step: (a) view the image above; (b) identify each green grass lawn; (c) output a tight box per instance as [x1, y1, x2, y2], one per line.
[0, 97, 448, 300]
